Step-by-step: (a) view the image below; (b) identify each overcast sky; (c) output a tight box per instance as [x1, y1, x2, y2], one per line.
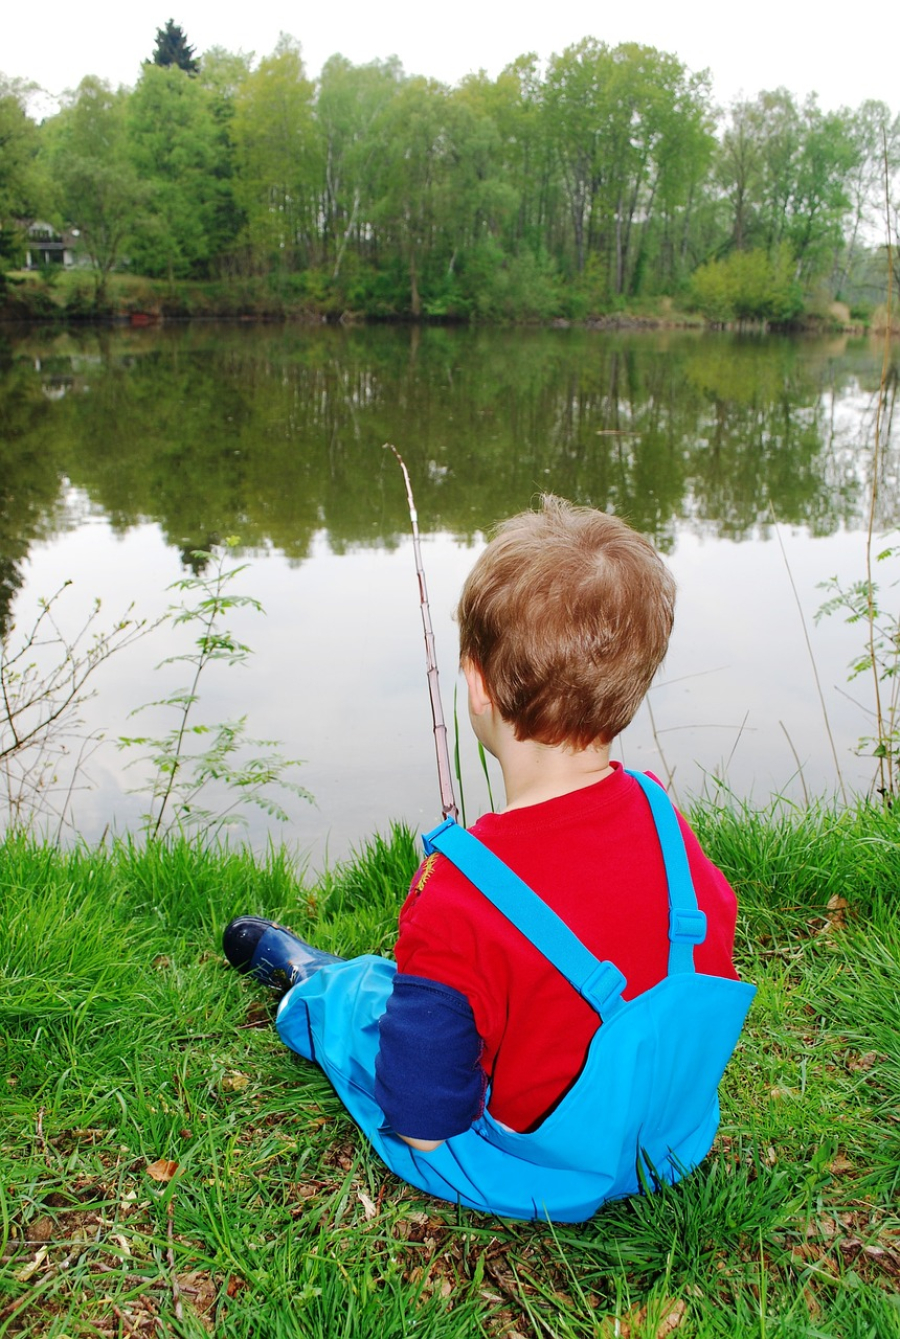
[4, 0, 896, 118]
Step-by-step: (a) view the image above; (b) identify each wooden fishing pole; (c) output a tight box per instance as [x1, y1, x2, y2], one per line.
[384, 444, 459, 823]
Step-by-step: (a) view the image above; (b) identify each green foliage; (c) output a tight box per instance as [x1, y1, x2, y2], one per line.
[119, 540, 310, 840]
[127, 63, 239, 279]
[691, 245, 804, 324]
[230, 36, 319, 275]
[431, 239, 562, 320]
[0, 584, 152, 836]
[0, 78, 44, 293]
[150, 18, 200, 74]
[7, 36, 898, 321]
[817, 545, 900, 798]
[43, 77, 146, 302]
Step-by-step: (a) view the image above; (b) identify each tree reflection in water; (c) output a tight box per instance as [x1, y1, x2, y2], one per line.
[0, 324, 897, 857]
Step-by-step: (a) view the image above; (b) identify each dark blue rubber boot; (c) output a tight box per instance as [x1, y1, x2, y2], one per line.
[223, 916, 344, 995]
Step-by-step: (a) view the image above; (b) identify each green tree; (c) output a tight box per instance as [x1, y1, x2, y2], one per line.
[44, 78, 146, 302]
[0, 77, 43, 288]
[442, 76, 521, 288]
[315, 55, 402, 283]
[543, 41, 713, 298]
[494, 55, 554, 259]
[717, 98, 764, 252]
[127, 62, 238, 278]
[197, 48, 252, 272]
[369, 76, 450, 314]
[231, 36, 319, 274]
[601, 44, 714, 297]
[834, 101, 899, 295]
[150, 19, 200, 74]
[542, 38, 608, 277]
[788, 99, 855, 282]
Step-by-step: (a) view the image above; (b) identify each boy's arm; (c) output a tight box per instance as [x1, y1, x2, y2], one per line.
[374, 973, 487, 1148]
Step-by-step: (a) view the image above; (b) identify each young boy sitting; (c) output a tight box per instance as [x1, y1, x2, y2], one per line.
[223, 497, 754, 1222]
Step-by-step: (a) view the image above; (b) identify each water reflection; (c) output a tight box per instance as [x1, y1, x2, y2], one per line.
[0, 324, 897, 859]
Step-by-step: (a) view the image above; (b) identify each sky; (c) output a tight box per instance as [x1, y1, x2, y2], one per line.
[4, 0, 897, 119]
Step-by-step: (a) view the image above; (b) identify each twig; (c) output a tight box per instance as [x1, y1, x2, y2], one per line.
[864, 127, 896, 796]
[35, 1106, 52, 1169]
[384, 445, 459, 822]
[769, 503, 848, 805]
[112, 1303, 136, 1335]
[166, 1199, 183, 1323]
[724, 709, 750, 776]
[644, 693, 682, 809]
[778, 721, 810, 807]
[0, 1292, 31, 1323]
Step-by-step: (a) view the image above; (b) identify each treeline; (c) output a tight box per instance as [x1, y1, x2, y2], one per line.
[1, 33, 898, 321]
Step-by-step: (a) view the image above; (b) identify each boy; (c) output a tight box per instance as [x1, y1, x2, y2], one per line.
[224, 497, 754, 1222]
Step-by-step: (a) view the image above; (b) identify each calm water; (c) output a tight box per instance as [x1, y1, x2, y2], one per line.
[1, 322, 897, 868]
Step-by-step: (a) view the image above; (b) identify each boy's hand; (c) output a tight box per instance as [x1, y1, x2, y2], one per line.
[398, 1134, 445, 1152]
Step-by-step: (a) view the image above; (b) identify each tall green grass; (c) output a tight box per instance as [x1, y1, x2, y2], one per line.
[1, 804, 899, 1337]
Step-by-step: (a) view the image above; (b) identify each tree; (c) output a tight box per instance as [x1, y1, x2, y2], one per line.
[231, 36, 319, 273]
[369, 76, 450, 315]
[598, 45, 714, 297]
[543, 41, 714, 297]
[315, 55, 402, 281]
[834, 101, 900, 295]
[150, 19, 200, 74]
[787, 99, 855, 282]
[718, 98, 765, 252]
[444, 75, 522, 262]
[494, 55, 555, 259]
[127, 63, 238, 278]
[44, 78, 146, 302]
[198, 49, 253, 271]
[0, 76, 43, 288]
[543, 39, 608, 277]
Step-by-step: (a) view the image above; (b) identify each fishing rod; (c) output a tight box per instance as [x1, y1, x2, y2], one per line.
[384, 444, 459, 823]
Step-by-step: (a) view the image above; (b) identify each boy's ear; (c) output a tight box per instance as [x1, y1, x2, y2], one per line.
[462, 657, 492, 715]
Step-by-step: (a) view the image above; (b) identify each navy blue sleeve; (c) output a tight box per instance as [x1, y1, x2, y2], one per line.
[374, 973, 487, 1141]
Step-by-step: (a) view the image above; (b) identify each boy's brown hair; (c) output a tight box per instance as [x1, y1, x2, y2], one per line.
[458, 496, 675, 749]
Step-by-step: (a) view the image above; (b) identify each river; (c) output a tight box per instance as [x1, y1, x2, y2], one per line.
[1, 321, 897, 869]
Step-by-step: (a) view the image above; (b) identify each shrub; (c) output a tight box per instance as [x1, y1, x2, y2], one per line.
[690, 246, 803, 325]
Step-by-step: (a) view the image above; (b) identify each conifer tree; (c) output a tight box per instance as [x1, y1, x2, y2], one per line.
[150, 19, 200, 74]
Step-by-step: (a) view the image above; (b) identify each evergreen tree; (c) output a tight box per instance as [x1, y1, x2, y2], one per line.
[150, 19, 200, 74]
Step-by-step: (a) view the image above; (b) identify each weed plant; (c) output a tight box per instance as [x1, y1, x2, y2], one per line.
[1, 806, 899, 1337]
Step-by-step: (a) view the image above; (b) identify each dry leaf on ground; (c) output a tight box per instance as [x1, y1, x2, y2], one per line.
[146, 1158, 179, 1182]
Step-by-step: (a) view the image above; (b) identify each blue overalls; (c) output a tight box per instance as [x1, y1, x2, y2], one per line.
[276, 770, 756, 1222]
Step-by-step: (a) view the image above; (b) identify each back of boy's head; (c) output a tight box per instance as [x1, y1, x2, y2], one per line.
[458, 496, 675, 749]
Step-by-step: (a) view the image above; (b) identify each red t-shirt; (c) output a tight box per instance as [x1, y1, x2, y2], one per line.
[394, 764, 738, 1132]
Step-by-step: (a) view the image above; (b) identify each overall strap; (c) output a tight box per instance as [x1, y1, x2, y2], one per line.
[623, 770, 707, 975]
[423, 818, 626, 1022]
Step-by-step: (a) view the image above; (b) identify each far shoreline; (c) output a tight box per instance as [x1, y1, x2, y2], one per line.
[0, 271, 879, 335]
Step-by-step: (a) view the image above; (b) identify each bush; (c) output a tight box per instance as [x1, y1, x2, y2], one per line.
[690, 246, 803, 325]
[448, 241, 563, 322]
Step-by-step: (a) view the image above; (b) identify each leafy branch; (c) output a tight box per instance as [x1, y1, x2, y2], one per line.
[816, 128, 898, 801]
[818, 550, 900, 792]
[0, 582, 153, 833]
[119, 540, 311, 840]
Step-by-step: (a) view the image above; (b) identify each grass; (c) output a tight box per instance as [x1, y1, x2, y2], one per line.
[1, 805, 899, 1337]
[2, 270, 326, 322]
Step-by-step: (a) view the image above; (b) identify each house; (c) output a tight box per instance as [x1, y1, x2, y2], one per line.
[22, 220, 79, 269]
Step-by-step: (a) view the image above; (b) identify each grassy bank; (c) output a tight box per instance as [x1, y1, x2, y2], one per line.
[2, 270, 869, 332]
[2, 802, 899, 1337]
[0, 271, 723, 329]
[0, 271, 329, 324]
